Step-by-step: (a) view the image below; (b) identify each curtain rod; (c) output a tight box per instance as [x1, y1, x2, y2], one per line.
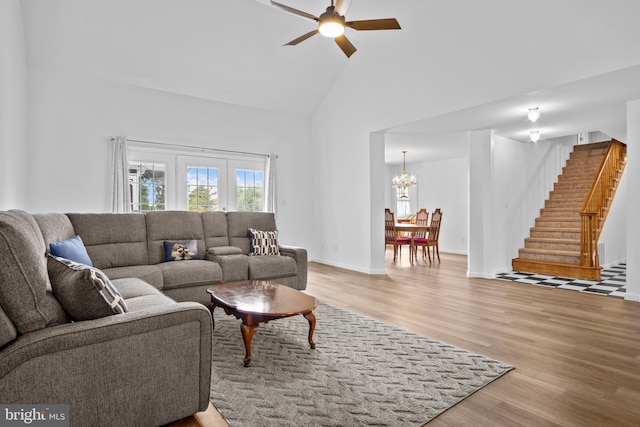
[108, 137, 276, 158]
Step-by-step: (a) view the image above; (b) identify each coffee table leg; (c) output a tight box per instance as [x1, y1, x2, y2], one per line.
[303, 311, 316, 349]
[240, 323, 258, 367]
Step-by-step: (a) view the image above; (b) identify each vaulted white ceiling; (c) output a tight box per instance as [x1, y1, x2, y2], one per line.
[22, 0, 419, 115]
[21, 0, 640, 165]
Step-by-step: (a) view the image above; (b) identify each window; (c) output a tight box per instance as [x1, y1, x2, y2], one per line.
[186, 166, 219, 212]
[128, 145, 267, 212]
[128, 162, 166, 212]
[396, 187, 411, 218]
[236, 169, 264, 212]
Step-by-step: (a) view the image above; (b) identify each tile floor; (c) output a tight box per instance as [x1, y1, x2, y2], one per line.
[496, 262, 627, 298]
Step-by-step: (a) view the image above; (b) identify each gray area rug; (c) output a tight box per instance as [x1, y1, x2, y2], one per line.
[210, 301, 513, 426]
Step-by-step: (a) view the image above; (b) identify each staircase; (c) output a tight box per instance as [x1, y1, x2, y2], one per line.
[512, 139, 626, 280]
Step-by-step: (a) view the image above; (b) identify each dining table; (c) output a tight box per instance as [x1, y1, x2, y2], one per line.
[394, 223, 430, 264]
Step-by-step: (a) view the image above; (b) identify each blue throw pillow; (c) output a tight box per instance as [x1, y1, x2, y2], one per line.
[163, 240, 199, 261]
[50, 235, 93, 266]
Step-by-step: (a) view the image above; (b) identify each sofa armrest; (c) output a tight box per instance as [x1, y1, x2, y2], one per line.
[279, 245, 307, 290]
[0, 302, 212, 426]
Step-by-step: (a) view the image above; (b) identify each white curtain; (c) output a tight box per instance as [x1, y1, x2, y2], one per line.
[264, 153, 277, 217]
[111, 136, 131, 212]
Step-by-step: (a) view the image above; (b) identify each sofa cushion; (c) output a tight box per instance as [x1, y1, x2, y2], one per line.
[202, 211, 230, 249]
[248, 228, 280, 256]
[163, 240, 199, 261]
[34, 213, 76, 249]
[0, 305, 17, 348]
[207, 246, 243, 256]
[162, 283, 213, 306]
[226, 212, 277, 254]
[49, 235, 93, 266]
[206, 254, 249, 282]
[157, 260, 222, 290]
[111, 277, 166, 300]
[47, 255, 128, 321]
[67, 213, 149, 270]
[146, 211, 206, 265]
[110, 276, 178, 312]
[101, 265, 164, 290]
[0, 210, 68, 334]
[122, 293, 177, 312]
[248, 255, 297, 280]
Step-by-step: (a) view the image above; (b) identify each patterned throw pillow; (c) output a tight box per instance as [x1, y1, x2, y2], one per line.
[163, 240, 199, 261]
[47, 255, 128, 321]
[248, 228, 280, 256]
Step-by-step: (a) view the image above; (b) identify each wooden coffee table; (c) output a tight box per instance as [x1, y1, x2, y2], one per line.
[207, 280, 317, 367]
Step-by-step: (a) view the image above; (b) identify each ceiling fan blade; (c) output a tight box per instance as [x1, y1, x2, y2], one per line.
[335, 35, 357, 58]
[284, 29, 319, 46]
[270, 1, 318, 22]
[346, 18, 401, 31]
[334, 0, 353, 16]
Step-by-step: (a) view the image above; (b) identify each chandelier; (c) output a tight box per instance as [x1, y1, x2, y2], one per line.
[392, 150, 417, 191]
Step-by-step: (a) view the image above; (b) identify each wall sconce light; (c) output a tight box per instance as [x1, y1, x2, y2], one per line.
[529, 130, 540, 142]
[527, 107, 540, 123]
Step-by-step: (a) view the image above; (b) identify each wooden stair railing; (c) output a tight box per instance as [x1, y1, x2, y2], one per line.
[580, 139, 627, 268]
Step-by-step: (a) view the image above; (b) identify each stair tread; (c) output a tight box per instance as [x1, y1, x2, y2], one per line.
[531, 227, 581, 232]
[537, 217, 580, 221]
[525, 237, 579, 243]
[519, 247, 579, 255]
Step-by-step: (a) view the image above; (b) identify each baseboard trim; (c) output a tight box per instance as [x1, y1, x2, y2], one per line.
[309, 258, 386, 275]
[467, 271, 495, 279]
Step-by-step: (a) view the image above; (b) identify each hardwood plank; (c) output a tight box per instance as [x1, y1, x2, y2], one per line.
[166, 402, 229, 427]
[304, 251, 640, 426]
[172, 251, 640, 426]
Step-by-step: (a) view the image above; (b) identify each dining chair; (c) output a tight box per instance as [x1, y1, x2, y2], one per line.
[385, 208, 411, 261]
[426, 208, 443, 263]
[411, 208, 429, 261]
[397, 214, 416, 249]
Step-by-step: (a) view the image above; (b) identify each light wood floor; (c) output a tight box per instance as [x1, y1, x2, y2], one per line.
[173, 251, 640, 426]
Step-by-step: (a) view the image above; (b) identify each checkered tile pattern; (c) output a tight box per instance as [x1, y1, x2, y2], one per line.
[496, 262, 626, 298]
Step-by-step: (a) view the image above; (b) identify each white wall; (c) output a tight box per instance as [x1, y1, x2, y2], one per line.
[0, 0, 27, 210]
[625, 100, 640, 302]
[24, 69, 314, 251]
[598, 167, 628, 267]
[413, 157, 468, 254]
[385, 157, 469, 255]
[491, 135, 576, 269]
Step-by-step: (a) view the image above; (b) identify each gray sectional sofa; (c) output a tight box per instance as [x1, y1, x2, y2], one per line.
[0, 209, 307, 426]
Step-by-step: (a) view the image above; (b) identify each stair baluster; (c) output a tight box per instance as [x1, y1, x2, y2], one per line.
[580, 140, 626, 269]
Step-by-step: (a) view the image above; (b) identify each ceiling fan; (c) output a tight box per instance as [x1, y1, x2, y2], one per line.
[270, 0, 401, 58]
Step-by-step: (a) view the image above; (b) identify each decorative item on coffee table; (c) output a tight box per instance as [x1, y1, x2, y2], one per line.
[207, 280, 317, 366]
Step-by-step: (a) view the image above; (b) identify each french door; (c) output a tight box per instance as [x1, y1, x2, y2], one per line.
[176, 155, 265, 212]
[177, 156, 228, 211]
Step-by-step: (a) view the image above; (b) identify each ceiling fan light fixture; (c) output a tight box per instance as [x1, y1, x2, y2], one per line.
[318, 8, 345, 37]
[319, 20, 345, 37]
[271, 0, 400, 57]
